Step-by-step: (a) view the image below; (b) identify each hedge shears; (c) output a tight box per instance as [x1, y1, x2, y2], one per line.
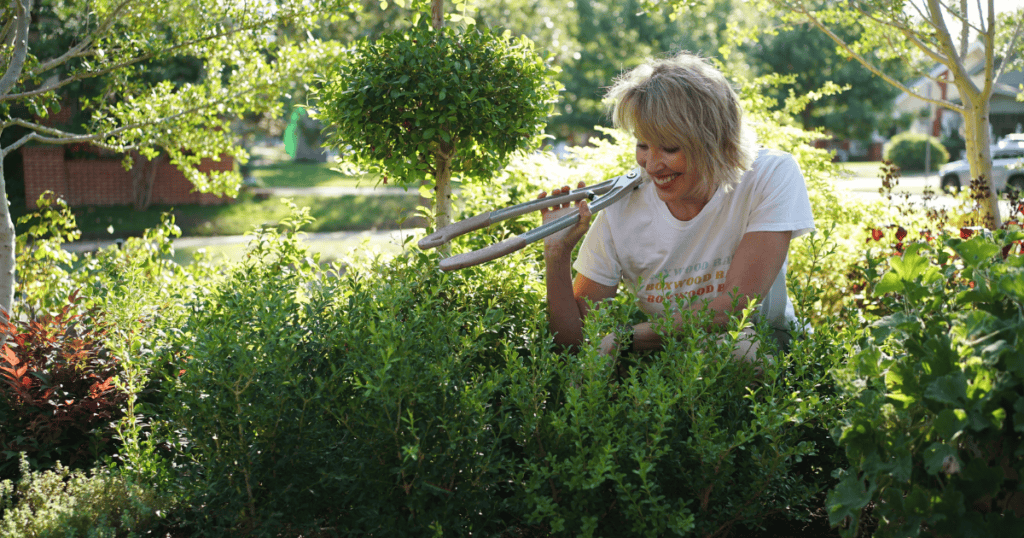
[419, 167, 643, 271]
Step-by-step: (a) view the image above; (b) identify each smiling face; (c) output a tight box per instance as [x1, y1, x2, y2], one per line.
[636, 141, 707, 220]
[606, 53, 757, 202]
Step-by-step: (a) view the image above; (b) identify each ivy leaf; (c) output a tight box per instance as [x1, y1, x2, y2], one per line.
[934, 408, 967, 440]
[874, 271, 903, 295]
[827, 473, 874, 526]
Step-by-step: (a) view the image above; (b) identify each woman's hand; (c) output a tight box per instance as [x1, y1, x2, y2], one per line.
[538, 181, 592, 259]
[598, 332, 619, 357]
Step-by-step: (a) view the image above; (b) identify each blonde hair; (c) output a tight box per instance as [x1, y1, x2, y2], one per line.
[607, 52, 756, 199]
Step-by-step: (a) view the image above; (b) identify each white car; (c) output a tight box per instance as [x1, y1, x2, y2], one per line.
[939, 146, 1024, 195]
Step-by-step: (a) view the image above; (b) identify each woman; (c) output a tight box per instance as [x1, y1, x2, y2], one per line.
[541, 52, 815, 358]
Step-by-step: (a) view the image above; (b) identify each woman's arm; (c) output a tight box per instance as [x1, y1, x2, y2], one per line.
[540, 184, 618, 347]
[625, 230, 793, 352]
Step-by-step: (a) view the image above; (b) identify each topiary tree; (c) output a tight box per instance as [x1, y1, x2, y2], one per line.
[313, 4, 561, 251]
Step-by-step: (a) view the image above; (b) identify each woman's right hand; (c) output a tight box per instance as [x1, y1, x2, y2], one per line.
[538, 181, 592, 258]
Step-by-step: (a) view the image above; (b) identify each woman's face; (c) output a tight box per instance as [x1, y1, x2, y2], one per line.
[635, 141, 702, 204]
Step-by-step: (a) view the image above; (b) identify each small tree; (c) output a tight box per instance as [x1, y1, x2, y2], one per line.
[313, 3, 560, 247]
[0, 0, 350, 317]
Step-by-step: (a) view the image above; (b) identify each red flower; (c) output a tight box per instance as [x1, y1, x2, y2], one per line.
[871, 229, 884, 241]
[896, 226, 907, 241]
[960, 228, 974, 239]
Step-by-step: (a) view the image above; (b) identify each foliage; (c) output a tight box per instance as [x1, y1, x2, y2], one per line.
[13, 193, 82, 317]
[884, 131, 949, 172]
[151, 198, 847, 536]
[0, 0, 354, 315]
[0, 292, 126, 482]
[0, 456, 176, 537]
[828, 219, 1024, 536]
[748, 19, 907, 141]
[315, 18, 560, 188]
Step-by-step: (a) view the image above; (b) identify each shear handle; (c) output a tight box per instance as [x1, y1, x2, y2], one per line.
[439, 210, 581, 271]
[438, 169, 642, 271]
[417, 180, 612, 250]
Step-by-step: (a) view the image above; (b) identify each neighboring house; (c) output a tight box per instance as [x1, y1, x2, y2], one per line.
[19, 99, 235, 209]
[892, 41, 1024, 156]
[21, 146, 234, 209]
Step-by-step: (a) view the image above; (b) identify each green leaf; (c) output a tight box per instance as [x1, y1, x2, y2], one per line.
[827, 473, 874, 525]
[924, 374, 967, 406]
[953, 238, 1001, 268]
[874, 271, 903, 295]
[923, 442, 958, 475]
[934, 408, 967, 440]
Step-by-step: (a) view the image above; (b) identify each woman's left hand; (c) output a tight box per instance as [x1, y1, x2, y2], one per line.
[598, 332, 619, 357]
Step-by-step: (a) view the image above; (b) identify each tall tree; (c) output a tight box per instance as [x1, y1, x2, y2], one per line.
[664, 0, 1023, 228]
[0, 0, 352, 316]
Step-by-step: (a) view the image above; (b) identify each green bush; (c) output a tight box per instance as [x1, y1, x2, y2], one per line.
[0, 456, 176, 537]
[315, 18, 560, 188]
[883, 131, 949, 172]
[154, 202, 846, 536]
[828, 228, 1024, 537]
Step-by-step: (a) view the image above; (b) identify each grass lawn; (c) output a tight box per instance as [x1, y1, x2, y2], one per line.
[14, 160, 425, 240]
[35, 192, 423, 240]
[170, 229, 421, 266]
[248, 161, 396, 189]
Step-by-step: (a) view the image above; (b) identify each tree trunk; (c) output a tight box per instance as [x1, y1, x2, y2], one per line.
[0, 157, 16, 322]
[960, 89, 1001, 229]
[434, 143, 454, 256]
[131, 150, 164, 211]
[431, 0, 444, 30]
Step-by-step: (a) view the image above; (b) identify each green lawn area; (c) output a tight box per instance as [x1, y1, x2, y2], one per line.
[169, 229, 421, 266]
[249, 161, 380, 188]
[14, 160, 424, 240]
[838, 161, 885, 179]
[61, 192, 423, 239]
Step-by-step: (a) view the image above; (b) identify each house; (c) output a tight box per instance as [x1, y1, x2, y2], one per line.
[18, 97, 236, 209]
[892, 41, 1024, 156]
[21, 145, 234, 209]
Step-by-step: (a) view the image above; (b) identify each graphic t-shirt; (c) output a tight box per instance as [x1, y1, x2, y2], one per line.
[573, 148, 815, 330]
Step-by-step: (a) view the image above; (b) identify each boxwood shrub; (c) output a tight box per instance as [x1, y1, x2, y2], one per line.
[157, 215, 847, 537]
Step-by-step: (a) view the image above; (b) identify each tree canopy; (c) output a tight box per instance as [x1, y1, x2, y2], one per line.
[0, 0, 357, 315]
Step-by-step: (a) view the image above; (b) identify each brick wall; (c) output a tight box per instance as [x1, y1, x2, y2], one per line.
[21, 146, 234, 208]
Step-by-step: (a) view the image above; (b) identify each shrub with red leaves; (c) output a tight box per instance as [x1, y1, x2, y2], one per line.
[0, 291, 126, 481]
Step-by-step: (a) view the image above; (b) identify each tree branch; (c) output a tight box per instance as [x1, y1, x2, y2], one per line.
[992, 1, 1018, 81]
[0, 0, 31, 97]
[792, 4, 963, 113]
[0, 82, 260, 158]
[30, 0, 135, 76]
[848, 3, 951, 67]
[925, 0, 983, 98]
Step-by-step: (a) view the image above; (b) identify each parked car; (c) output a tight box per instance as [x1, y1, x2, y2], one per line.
[939, 145, 1024, 195]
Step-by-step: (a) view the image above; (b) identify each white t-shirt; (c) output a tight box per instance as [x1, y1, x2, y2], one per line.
[573, 148, 815, 330]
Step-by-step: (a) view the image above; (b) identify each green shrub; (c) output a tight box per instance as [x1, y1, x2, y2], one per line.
[828, 228, 1024, 537]
[0, 455, 176, 537]
[155, 201, 847, 536]
[884, 131, 949, 172]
